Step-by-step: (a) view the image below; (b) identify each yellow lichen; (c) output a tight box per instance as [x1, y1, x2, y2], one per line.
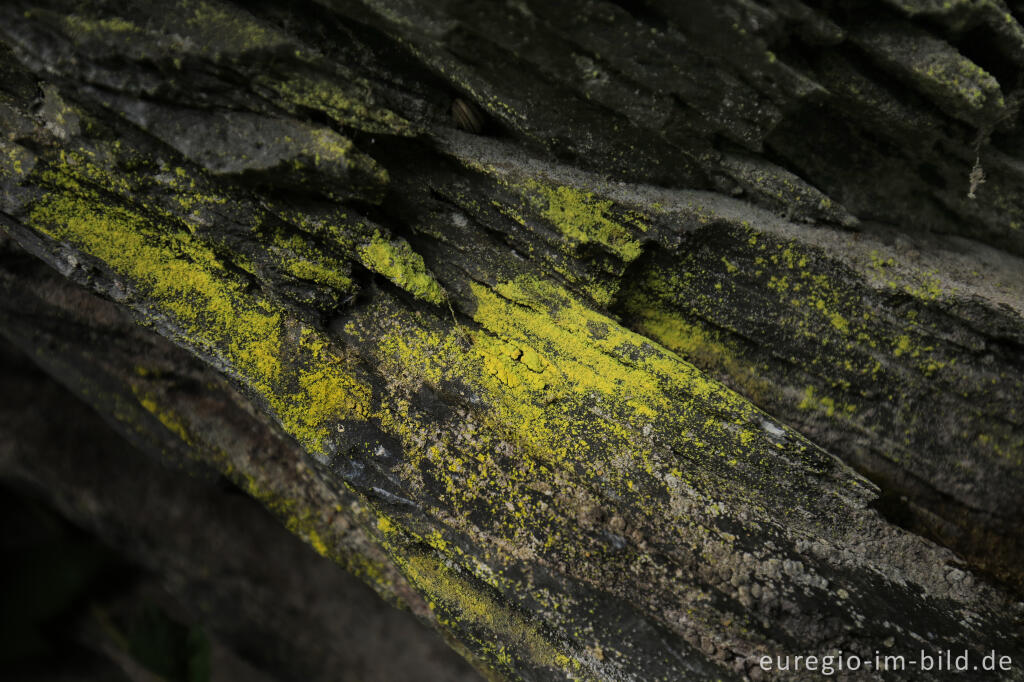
[520, 180, 644, 262]
[29, 165, 369, 457]
[258, 74, 415, 137]
[624, 304, 776, 405]
[397, 551, 583, 674]
[134, 392, 194, 446]
[358, 234, 446, 304]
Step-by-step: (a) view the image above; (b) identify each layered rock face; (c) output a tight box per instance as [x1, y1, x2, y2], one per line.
[1, 0, 1022, 679]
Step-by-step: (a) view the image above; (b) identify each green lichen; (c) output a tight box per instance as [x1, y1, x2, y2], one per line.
[470, 276, 749, 419]
[180, 0, 288, 54]
[519, 179, 644, 262]
[127, 383, 398, 594]
[618, 219, 1024, 488]
[357, 234, 446, 304]
[63, 14, 142, 38]
[258, 74, 415, 137]
[134, 392, 194, 446]
[305, 127, 390, 190]
[265, 229, 355, 294]
[857, 26, 1004, 120]
[623, 303, 776, 405]
[919, 57, 1002, 110]
[365, 273, 814, 518]
[797, 385, 857, 417]
[29, 161, 369, 457]
[345, 272, 873, 678]
[62, 0, 289, 57]
[393, 549, 583, 676]
[158, 164, 230, 215]
[719, 155, 855, 226]
[267, 202, 378, 254]
[25, 155, 870, 673]
[0, 140, 35, 180]
[866, 250, 948, 302]
[281, 258, 353, 291]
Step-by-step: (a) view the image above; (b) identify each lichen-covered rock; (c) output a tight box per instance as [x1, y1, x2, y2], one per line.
[1, 0, 1023, 680]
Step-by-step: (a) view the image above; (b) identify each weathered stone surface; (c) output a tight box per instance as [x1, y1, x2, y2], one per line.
[0, 325, 481, 682]
[1, 0, 1022, 679]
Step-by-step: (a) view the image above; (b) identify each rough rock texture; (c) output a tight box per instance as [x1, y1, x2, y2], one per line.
[0, 333, 481, 682]
[0, 0, 1022, 680]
